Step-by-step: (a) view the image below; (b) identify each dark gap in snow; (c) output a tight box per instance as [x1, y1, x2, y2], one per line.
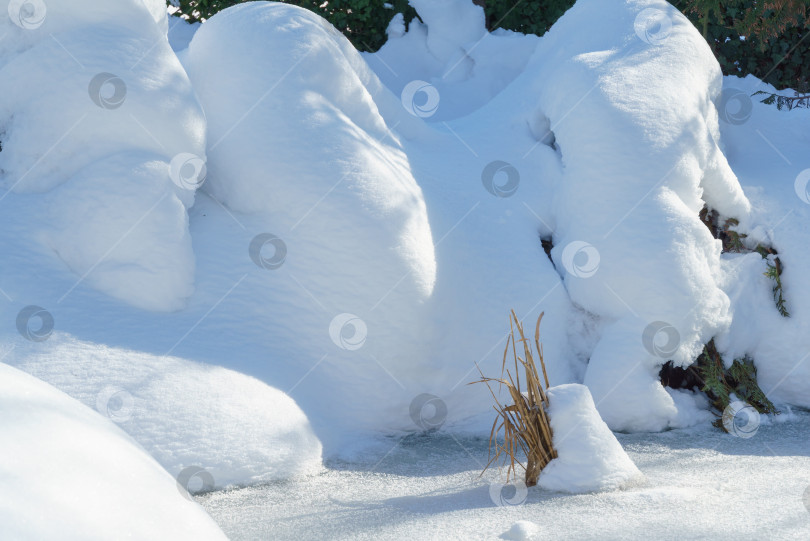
[661, 340, 779, 422]
[699, 205, 736, 251]
[540, 235, 554, 264]
[700, 204, 789, 316]
[698, 206, 720, 239]
[659, 361, 702, 391]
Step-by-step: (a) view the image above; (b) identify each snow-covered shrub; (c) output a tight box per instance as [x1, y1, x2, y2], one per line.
[0, 0, 205, 311]
[514, 0, 752, 432]
[183, 2, 439, 444]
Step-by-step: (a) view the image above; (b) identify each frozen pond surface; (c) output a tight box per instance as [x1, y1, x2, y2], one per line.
[200, 412, 810, 540]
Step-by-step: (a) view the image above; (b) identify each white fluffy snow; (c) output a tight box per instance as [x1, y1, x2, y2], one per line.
[5, 335, 323, 489]
[538, 384, 644, 493]
[183, 2, 442, 444]
[501, 520, 541, 540]
[369, 0, 537, 121]
[713, 74, 810, 410]
[1, 0, 809, 535]
[0, 0, 205, 311]
[509, 0, 750, 432]
[0, 362, 226, 540]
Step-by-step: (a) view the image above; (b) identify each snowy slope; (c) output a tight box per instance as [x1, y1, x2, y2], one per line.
[0, 363, 227, 540]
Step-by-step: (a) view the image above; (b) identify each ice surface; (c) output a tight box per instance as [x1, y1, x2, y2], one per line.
[198, 412, 810, 540]
[0, 363, 227, 540]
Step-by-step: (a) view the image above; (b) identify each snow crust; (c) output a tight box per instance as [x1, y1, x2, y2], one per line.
[199, 412, 810, 540]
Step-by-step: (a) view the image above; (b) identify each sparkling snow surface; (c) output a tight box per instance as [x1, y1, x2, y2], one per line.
[200, 412, 810, 540]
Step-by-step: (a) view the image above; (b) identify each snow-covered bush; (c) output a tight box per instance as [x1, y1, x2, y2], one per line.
[518, 0, 752, 432]
[0, 0, 205, 311]
[183, 2, 439, 444]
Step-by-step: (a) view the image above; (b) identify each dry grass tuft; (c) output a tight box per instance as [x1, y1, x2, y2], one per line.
[471, 310, 557, 487]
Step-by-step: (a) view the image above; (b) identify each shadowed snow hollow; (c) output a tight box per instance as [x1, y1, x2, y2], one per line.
[369, 0, 538, 121]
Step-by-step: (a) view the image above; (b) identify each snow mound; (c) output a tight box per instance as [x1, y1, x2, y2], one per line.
[369, 0, 537, 120]
[0, 0, 205, 311]
[8, 336, 323, 488]
[539, 384, 644, 493]
[502, 520, 541, 540]
[520, 0, 752, 431]
[183, 2, 440, 443]
[0, 362, 226, 540]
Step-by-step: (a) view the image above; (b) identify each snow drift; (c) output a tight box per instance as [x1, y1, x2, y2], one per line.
[0, 0, 806, 508]
[7, 336, 323, 488]
[0, 362, 227, 540]
[363, 0, 758, 433]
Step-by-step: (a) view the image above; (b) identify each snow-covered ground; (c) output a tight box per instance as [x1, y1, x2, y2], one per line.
[199, 411, 810, 540]
[1, 0, 809, 537]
